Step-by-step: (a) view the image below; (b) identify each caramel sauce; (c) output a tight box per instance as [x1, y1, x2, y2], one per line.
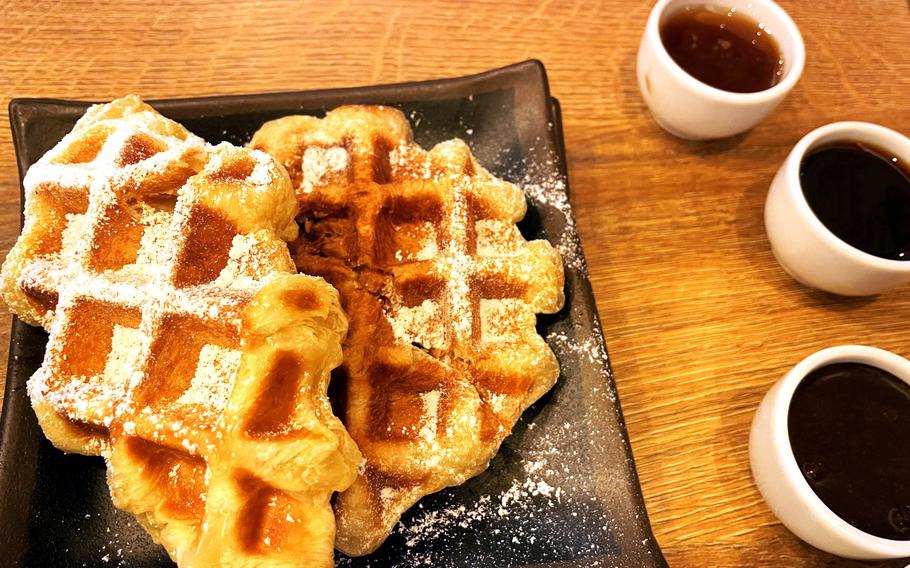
[660, 5, 784, 93]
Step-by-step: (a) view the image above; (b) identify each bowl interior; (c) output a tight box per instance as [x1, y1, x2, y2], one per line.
[781, 347, 910, 550]
[656, 0, 803, 79]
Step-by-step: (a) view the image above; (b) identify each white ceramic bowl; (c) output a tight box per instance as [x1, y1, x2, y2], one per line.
[637, 0, 805, 140]
[750, 345, 910, 560]
[765, 122, 910, 296]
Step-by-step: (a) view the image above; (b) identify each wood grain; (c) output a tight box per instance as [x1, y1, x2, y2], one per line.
[1, 1, 908, 566]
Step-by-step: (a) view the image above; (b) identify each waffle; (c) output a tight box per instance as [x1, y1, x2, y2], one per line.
[250, 106, 565, 556]
[1, 96, 361, 567]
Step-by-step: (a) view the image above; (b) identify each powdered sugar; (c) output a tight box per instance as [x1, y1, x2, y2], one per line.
[388, 299, 445, 350]
[102, 326, 143, 386]
[61, 213, 90, 260]
[247, 147, 280, 191]
[301, 145, 350, 194]
[417, 391, 441, 443]
[521, 175, 588, 273]
[174, 345, 241, 410]
[474, 219, 521, 256]
[478, 299, 525, 344]
[132, 209, 175, 267]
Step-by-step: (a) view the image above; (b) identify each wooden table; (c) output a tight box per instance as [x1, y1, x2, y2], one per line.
[1, 1, 908, 565]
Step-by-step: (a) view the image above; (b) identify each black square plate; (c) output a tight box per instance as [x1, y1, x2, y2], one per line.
[0, 60, 667, 568]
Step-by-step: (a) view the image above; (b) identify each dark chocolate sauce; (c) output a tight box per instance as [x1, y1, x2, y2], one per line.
[788, 362, 910, 540]
[660, 5, 784, 93]
[800, 142, 910, 261]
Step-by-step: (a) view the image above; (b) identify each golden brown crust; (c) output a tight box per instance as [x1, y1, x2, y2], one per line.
[1, 96, 360, 568]
[251, 106, 565, 555]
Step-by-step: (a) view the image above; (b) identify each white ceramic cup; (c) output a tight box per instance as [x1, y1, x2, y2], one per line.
[637, 0, 805, 140]
[750, 345, 910, 560]
[765, 122, 910, 296]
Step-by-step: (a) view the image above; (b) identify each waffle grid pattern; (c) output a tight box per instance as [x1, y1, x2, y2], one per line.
[1, 97, 359, 568]
[250, 106, 565, 556]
